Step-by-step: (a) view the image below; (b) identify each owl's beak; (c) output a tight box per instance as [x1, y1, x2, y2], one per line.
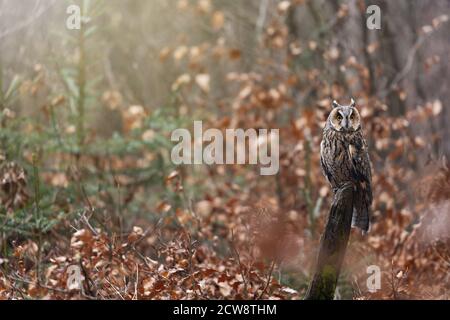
[342, 119, 349, 130]
[342, 120, 353, 132]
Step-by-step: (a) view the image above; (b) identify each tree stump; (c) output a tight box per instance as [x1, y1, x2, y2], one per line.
[304, 182, 354, 300]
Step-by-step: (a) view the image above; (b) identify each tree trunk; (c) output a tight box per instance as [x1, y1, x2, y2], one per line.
[304, 182, 354, 300]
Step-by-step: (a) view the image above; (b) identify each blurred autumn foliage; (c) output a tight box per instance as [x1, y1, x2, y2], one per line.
[0, 0, 449, 299]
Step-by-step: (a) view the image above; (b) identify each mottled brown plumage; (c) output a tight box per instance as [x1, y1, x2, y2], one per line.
[320, 99, 372, 233]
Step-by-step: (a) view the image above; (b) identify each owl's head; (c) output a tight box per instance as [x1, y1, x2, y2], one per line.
[327, 98, 361, 132]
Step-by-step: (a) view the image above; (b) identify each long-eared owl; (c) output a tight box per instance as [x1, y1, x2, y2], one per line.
[320, 99, 373, 233]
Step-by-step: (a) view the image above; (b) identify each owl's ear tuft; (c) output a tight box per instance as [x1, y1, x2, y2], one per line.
[350, 98, 356, 107]
[332, 100, 340, 109]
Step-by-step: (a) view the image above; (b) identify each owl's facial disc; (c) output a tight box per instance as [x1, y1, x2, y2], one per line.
[329, 106, 361, 132]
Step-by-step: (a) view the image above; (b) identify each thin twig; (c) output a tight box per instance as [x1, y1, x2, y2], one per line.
[258, 259, 276, 300]
[103, 276, 125, 300]
[230, 229, 249, 298]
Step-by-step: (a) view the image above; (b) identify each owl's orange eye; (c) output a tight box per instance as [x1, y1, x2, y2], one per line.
[336, 114, 342, 121]
[350, 114, 355, 120]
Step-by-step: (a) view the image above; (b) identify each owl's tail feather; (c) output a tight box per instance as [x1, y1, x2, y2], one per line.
[351, 186, 371, 234]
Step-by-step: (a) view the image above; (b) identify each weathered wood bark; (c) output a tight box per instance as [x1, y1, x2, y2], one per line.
[304, 182, 354, 300]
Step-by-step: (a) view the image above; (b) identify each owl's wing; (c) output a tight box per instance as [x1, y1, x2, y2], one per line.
[348, 136, 372, 201]
[320, 155, 333, 184]
[348, 135, 373, 232]
[320, 141, 333, 184]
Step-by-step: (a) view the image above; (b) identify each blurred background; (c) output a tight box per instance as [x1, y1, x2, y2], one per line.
[0, 0, 448, 299]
